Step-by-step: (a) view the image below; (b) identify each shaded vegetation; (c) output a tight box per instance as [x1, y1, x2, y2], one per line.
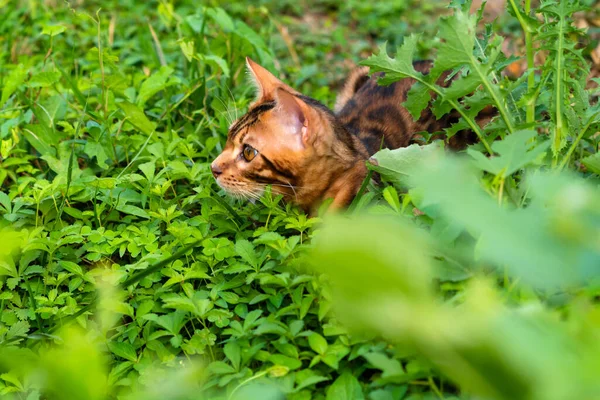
[1, 0, 600, 399]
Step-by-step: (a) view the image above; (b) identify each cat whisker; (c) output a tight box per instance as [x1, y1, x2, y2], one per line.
[224, 84, 239, 121]
[215, 96, 235, 126]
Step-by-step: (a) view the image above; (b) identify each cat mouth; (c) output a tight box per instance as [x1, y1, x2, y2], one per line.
[216, 179, 264, 202]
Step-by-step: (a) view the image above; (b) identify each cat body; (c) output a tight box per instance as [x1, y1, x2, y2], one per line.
[211, 58, 474, 213]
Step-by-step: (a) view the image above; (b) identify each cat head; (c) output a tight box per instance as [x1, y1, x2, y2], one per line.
[211, 58, 346, 207]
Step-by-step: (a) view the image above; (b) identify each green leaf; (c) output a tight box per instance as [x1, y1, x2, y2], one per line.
[467, 130, 549, 177]
[137, 66, 174, 107]
[207, 7, 234, 32]
[208, 361, 236, 375]
[197, 54, 230, 77]
[58, 261, 84, 277]
[360, 36, 422, 85]
[107, 341, 137, 362]
[84, 141, 110, 169]
[0, 192, 11, 212]
[581, 153, 600, 175]
[22, 125, 56, 156]
[116, 205, 150, 219]
[235, 240, 258, 268]
[6, 320, 30, 340]
[224, 342, 241, 370]
[325, 371, 364, 400]
[268, 354, 302, 370]
[430, 12, 477, 76]
[41, 24, 66, 36]
[369, 143, 441, 188]
[1, 64, 27, 106]
[308, 332, 328, 355]
[363, 352, 405, 378]
[28, 70, 61, 88]
[117, 101, 156, 135]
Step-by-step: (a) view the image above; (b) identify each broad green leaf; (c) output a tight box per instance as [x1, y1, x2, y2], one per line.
[207, 7, 234, 32]
[308, 332, 328, 355]
[1, 64, 27, 106]
[28, 70, 61, 88]
[363, 353, 404, 378]
[224, 342, 241, 370]
[198, 54, 230, 77]
[325, 371, 364, 400]
[22, 125, 56, 156]
[117, 101, 156, 135]
[84, 141, 110, 169]
[107, 341, 137, 362]
[369, 143, 441, 187]
[235, 239, 258, 268]
[268, 354, 302, 370]
[467, 130, 549, 177]
[137, 66, 174, 107]
[116, 205, 150, 219]
[58, 261, 84, 276]
[581, 153, 600, 175]
[41, 24, 66, 36]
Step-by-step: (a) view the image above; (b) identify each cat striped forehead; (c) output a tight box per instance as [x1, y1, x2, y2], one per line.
[228, 101, 276, 144]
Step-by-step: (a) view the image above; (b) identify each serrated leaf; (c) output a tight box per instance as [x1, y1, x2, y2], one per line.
[430, 12, 477, 76]
[467, 130, 549, 177]
[107, 341, 137, 362]
[582, 153, 600, 175]
[360, 35, 422, 85]
[235, 239, 258, 268]
[6, 320, 29, 340]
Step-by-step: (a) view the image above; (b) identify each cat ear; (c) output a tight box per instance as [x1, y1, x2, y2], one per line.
[274, 88, 310, 147]
[246, 57, 295, 101]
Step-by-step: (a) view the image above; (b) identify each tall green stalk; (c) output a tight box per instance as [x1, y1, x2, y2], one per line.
[508, 0, 536, 124]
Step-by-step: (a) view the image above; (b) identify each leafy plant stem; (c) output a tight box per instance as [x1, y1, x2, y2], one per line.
[349, 165, 374, 212]
[552, 14, 566, 165]
[227, 370, 269, 400]
[26, 282, 43, 331]
[509, 0, 536, 123]
[497, 175, 505, 206]
[558, 113, 600, 170]
[428, 376, 446, 400]
[422, 80, 494, 154]
[470, 60, 515, 135]
[95, 10, 107, 116]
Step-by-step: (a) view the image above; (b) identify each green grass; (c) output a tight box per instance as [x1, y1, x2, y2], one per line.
[1, 0, 600, 399]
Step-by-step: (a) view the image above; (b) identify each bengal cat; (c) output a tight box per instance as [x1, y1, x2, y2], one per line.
[210, 57, 477, 213]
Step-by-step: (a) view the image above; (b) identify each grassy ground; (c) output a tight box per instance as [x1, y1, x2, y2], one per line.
[1, 1, 600, 399]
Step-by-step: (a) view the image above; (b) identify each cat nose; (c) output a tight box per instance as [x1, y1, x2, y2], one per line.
[211, 162, 223, 178]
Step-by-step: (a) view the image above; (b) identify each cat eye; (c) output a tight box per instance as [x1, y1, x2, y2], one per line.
[242, 144, 258, 162]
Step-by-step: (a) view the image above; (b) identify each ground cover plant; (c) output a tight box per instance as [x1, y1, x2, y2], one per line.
[1, 0, 600, 399]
